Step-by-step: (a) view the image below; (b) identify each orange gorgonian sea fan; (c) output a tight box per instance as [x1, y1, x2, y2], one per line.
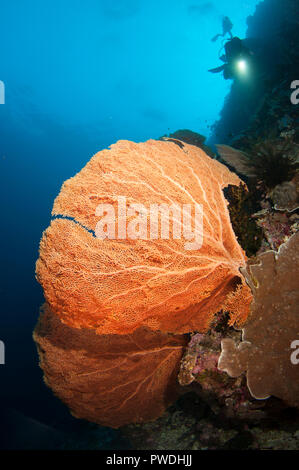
[36, 139, 252, 335]
[34, 303, 187, 428]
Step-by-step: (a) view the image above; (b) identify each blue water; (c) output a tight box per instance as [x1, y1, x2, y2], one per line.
[0, 0, 260, 448]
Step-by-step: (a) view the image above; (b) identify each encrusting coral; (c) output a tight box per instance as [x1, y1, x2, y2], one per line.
[34, 139, 253, 427]
[218, 231, 299, 408]
[36, 139, 252, 335]
[269, 172, 299, 212]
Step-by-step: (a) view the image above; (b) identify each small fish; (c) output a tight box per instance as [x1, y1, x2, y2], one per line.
[161, 137, 185, 149]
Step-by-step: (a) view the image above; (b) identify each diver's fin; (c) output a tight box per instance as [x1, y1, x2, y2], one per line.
[208, 65, 225, 74]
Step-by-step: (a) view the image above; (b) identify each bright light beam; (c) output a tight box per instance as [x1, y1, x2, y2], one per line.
[237, 60, 247, 73]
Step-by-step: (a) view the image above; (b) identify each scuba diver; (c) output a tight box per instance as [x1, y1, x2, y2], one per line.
[211, 16, 233, 42]
[208, 36, 253, 80]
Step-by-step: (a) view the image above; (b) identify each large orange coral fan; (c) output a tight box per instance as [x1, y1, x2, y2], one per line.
[34, 304, 187, 428]
[36, 139, 251, 334]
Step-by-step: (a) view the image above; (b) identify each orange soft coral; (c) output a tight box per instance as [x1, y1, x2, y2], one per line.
[36, 139, 251, 335]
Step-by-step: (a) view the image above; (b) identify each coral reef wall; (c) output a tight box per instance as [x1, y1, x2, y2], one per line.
[209, 0, 299, 147]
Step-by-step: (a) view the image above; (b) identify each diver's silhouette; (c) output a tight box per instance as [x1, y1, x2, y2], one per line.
[208, 37, 252, 80]
[211, 16, 233, 42]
